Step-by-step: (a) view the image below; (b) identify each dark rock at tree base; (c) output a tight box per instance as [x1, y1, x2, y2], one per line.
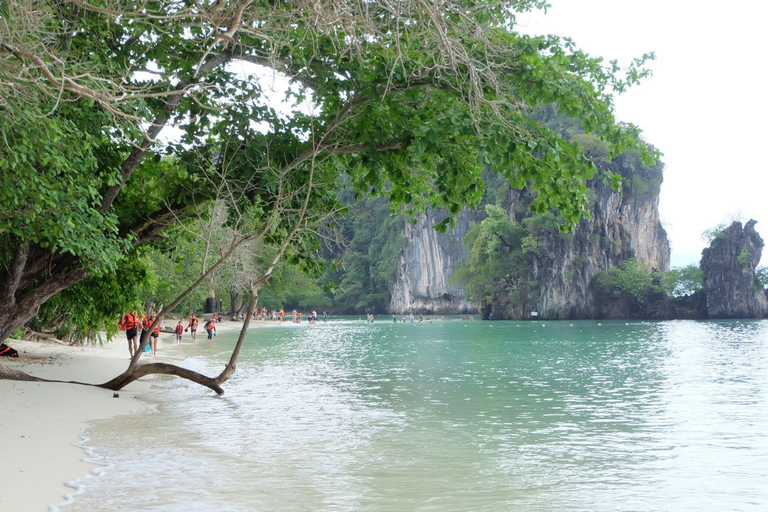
[674, 290, 708, 320]
[592, 273, 677, 320]
[700, 220, 768, 319]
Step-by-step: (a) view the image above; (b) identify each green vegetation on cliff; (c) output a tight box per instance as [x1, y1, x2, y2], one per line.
[450, 204, 547, 312]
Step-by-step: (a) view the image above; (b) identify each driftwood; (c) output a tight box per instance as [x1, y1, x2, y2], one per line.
[23, 328, 65, 344]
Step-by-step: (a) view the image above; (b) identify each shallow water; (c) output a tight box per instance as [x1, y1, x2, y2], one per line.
[57, 319, 768, 511]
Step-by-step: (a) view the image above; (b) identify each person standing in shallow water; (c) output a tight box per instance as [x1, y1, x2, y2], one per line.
[174, 321, 184, 342]
[205, 316, 216, 340]
[188, 313, 199, 340]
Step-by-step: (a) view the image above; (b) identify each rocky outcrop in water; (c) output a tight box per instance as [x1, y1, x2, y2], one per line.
[700, 220, 768, 318]
[389, 151, 671, 318]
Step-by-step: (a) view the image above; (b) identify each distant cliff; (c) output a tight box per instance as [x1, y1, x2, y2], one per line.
[701, 220, 768, 318]
[388, 149, 671, 318]
[389, 209, 477, 314]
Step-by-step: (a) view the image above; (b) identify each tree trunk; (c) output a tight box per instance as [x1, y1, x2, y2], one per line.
[0, 363, 46, 382]
[0, 267, 89, 343]
[229, 290, 240, 316]
[215, 287, 257, 384]
[100, 363, 224, 394]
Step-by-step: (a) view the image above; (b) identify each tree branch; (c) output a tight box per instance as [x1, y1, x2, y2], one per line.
[100, 50, 234, 213]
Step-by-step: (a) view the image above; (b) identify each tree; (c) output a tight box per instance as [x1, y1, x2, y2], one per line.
[2, 0, 654, 390]
[756, 267, 768, 290]
[592, 258, 662, 305]
[662, 264, 704, 297]
[451, 204, 532, 310]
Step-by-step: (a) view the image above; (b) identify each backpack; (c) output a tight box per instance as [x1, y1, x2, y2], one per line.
[0, 343, 19, 358]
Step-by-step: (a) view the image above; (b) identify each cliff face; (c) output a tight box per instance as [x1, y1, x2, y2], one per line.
[493, 160, 670, 319]
[700, 220, 768, 318]
[388, 152, 671, 318]
[389, 209, 477, 314]
[538, 185, 670, 319]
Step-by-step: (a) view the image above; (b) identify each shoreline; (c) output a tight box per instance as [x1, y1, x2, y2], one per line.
[0, 319, 247, 511]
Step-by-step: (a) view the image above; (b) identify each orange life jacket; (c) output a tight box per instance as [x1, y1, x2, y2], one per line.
[122, 313, 138, 330]
[189, 317, 198, 329]
[152, 322, 161, 334]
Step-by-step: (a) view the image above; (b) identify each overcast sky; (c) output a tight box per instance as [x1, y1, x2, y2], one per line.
[519, 1, 768, 267]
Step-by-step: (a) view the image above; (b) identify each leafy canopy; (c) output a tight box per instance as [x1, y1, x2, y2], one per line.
[0, 0, 656, 339]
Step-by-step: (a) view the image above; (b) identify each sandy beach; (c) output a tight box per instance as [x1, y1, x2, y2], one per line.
[0, 320, 245, 511]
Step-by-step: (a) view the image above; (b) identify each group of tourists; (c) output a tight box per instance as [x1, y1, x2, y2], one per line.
[391, 314, 449, 323]
[183, 313, 218, 341]
[254, 307, 328, 325]
[117, 311, 163, 357]
[256, 307, 285, 322]
[120, 305, 334, 357]
[118, 311, 220, 357]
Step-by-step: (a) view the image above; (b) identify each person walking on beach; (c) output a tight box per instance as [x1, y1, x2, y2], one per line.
[149, 314, 161, 355]
[119, 311, 140, 356]
[188, 313, 199, 340]
[140, 312, 150, 348]
[174, 321, 184, 342]
[205, 317, 217, 340]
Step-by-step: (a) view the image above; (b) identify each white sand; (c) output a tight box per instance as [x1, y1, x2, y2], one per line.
[0, 320, 247, 511]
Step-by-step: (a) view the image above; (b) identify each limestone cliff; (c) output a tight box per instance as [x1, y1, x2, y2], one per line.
[389, 209, 477, 314]
[700, 220, 768, 318]
[388, 151, 671, 318]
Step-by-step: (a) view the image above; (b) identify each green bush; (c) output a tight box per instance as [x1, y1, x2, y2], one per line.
[591, 259, 661, 304]
[737, 247, 752, 268]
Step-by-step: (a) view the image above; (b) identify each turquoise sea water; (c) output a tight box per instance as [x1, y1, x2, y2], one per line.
[57, 319, 768, 511]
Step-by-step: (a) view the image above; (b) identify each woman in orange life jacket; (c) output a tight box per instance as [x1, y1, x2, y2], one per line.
[118, 311, 140, 357]
[148, 314, 161, 355]
[187, 313, 199, 341]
